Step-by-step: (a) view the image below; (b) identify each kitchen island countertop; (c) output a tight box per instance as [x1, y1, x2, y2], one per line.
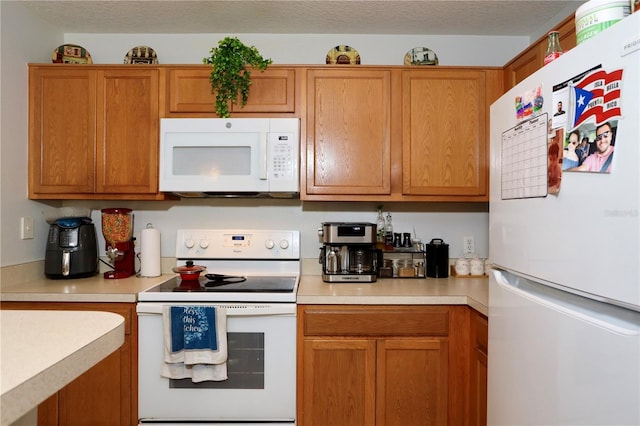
[0, 310, 124, 425]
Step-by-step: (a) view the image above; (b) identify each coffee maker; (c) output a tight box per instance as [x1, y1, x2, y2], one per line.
[101, 208, 136, 279]
[45, 217, 98, 279]
[319, 222, 379, 283]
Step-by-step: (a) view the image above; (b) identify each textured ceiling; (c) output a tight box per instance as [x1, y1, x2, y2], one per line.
[20, 0, 582, 37]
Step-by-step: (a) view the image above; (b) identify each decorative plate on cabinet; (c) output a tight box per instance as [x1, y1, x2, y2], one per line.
[124, 45, 158, 64]
[403, 47, 439, 66]
[52, 44, 93, 64]
[326, 45, 361, 64]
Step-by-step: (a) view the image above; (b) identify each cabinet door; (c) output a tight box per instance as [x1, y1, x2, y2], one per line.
[301, 339, 376, 426]
[96, 69, 159, 194]
[503, 46, 543, 90]
[377, 339, 448, 426]
[29, 68, 97, 195]
[166, 66, 295, 115]
[305, 69, 392, 196]
[503, 15, 576, 91]
[402, 70, 487, 197]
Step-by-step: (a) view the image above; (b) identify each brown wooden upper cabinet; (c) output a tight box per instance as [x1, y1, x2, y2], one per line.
[164, 65, 296, 116]
[29, 65, 164, 200]
[401, 69, 489, 197]
[302, 66, 502, 202]
[304, 68, 393, 198]
[503, 14, 577, 90]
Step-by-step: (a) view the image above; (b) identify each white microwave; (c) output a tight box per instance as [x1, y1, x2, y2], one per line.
[159, 118, 300, 197]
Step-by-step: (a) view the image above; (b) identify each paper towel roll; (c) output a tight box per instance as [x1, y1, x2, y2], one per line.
[140, 227, 161, 277]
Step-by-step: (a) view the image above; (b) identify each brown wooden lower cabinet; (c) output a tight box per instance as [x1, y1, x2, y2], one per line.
[0, 302, 137, 426]
[297, 305, 478, 426]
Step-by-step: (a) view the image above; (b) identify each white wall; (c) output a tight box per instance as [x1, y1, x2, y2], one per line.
[71, 199, 489, 262]
[0, 2, 64, 268]
[3, 2, 526, 268]
[66, 33, 529, 67]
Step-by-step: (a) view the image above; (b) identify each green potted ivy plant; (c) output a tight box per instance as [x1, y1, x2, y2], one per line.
[202, 37, 272, 118]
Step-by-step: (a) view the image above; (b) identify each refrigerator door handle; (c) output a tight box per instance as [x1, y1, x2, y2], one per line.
[493, 270, 640, 336]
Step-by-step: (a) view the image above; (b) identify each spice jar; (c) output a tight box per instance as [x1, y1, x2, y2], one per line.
[398, 258, 416, 277]
[379, 258, 394, 278]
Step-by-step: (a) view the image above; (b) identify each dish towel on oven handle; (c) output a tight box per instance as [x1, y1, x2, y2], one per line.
[161, 305, 228, 383]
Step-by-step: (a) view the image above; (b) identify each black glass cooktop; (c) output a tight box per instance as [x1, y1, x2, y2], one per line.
[148, 276, 298, 293]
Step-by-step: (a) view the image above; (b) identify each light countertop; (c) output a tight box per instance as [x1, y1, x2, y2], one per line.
[0, 310, 125, 425]
[0, 262, 487, 315]
[298, 274, 488, 315]
[0, 274, 174, 303]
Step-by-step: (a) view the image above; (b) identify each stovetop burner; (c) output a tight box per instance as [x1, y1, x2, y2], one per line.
[150, 276, 298, 294]
[205, 273, 247, 285]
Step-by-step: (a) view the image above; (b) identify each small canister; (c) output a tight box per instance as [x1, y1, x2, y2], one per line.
[426, 238, 449, 278]
[484, 258, 491, 275]
[455, 257, 470, 276]
[470, 256, 484, 275]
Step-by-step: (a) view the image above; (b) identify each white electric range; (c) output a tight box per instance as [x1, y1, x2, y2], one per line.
[137, 229, 300, 425]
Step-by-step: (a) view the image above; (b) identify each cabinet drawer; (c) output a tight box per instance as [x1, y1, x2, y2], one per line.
[301, 305, 449, 336]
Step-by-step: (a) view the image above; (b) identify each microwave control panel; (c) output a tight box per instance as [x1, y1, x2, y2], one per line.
[269, 133, 297, 180]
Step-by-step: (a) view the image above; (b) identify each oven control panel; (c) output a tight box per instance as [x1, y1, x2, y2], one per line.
[176, 229, 300, 260]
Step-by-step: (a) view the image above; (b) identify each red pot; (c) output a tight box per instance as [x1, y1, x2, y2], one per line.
[172, 260, 206, 281]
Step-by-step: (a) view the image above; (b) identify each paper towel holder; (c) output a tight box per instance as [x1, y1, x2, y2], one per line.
[139, 223, 162, 277]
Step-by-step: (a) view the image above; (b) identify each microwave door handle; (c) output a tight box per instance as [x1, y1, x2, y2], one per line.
[259, 132, 268, 180]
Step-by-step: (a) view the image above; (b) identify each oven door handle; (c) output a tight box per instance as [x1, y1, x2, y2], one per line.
[136, 302, 296, 316]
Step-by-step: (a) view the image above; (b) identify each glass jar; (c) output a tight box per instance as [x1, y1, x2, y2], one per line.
[544, 31, 563, 65]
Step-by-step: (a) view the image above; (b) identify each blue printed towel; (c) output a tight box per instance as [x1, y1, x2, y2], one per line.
[162, 305, 228, 382]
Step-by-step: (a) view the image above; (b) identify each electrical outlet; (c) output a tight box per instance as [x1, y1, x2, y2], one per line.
[463, 236, 475, 254]
[21, 216, 34, 240]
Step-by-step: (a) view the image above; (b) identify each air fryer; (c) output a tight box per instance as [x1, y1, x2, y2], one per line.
[45, 218, 99, 279]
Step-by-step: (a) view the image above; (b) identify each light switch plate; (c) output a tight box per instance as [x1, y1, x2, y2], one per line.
[21, 216, 34, 239]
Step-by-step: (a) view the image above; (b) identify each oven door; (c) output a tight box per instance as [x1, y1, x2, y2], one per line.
[137, 302, 296, 424]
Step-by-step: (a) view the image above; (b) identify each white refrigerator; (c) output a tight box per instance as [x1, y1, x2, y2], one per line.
[488, 12, 640, 426]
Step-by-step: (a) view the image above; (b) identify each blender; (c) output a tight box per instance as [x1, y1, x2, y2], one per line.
[101, 208, 135, 279]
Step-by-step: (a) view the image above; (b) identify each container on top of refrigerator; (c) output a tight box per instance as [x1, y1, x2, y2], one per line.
[575, 0, 631, 44]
